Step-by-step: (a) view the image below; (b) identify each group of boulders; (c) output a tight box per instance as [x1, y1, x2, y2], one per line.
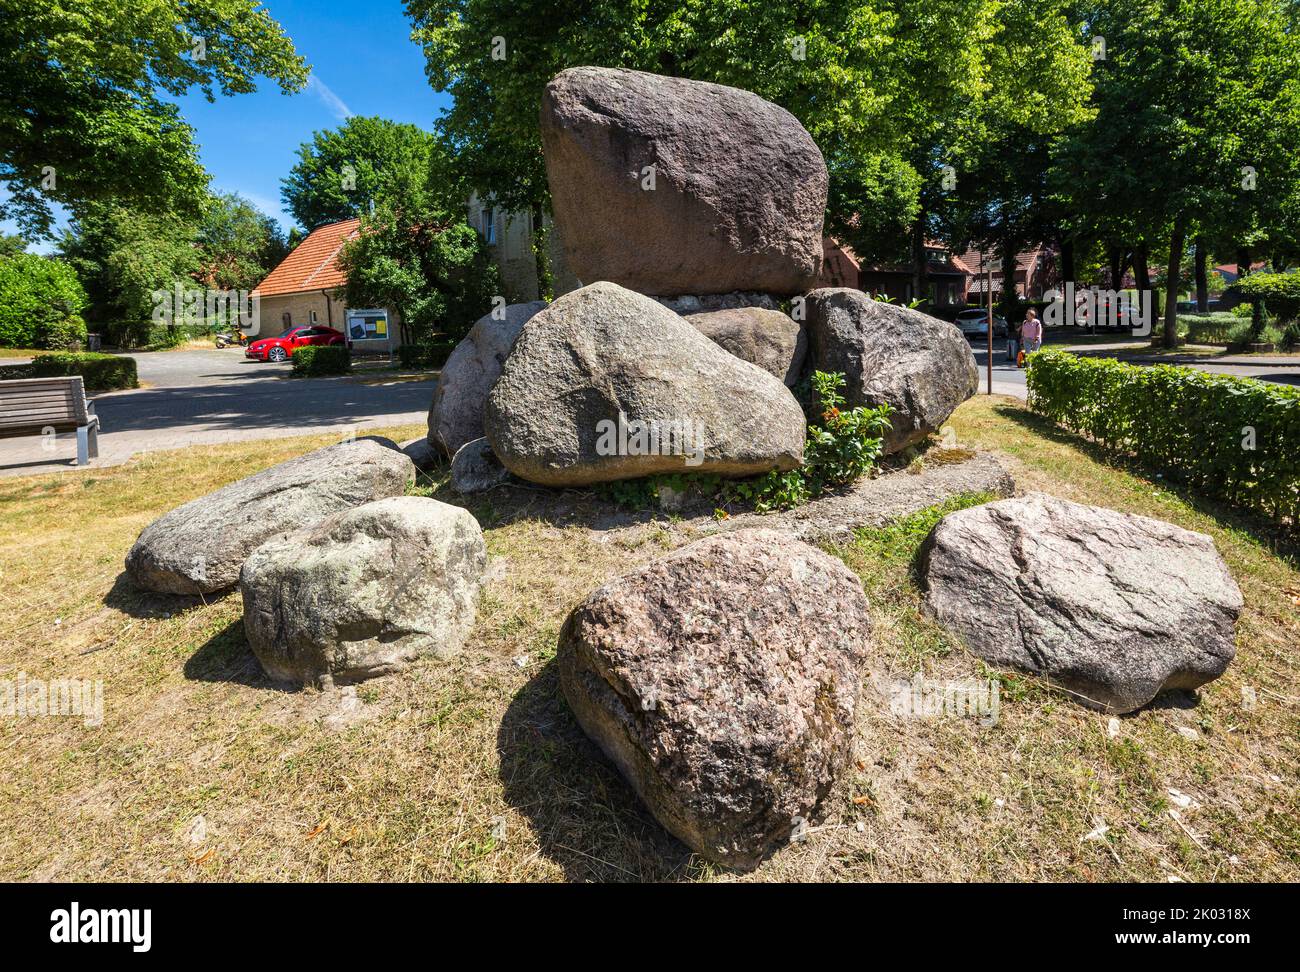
[118, 66, 1245, 874]
[426, 66, 979, 492]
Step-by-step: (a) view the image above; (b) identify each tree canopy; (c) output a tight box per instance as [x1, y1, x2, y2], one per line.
[0, 0, 307, 238]
[280, 116, 452, 230]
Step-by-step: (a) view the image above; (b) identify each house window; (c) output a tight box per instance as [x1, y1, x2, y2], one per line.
[481, 208, 497, 245]
[347, 308, 389, 342]
[309, 309, 318, 324]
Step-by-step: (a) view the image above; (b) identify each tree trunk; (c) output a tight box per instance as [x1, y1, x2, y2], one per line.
[1108, 247, 1123, 292]
[1194, 238, 1208, 311]
[910, 213, 927, 307]
[1059, 238, 1075, 284]
[531, 201, 554, 302]
[1163, 219, 1186, 349]
[1236, 245, 1252, 280]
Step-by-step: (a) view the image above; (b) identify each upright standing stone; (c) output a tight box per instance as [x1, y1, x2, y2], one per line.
[541, 67, 828, 295]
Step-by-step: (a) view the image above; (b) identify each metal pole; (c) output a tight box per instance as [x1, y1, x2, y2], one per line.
[986, 258, 993, 395]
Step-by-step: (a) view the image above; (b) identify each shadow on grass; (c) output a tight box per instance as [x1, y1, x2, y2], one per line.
[497, 658, 695, 882]
[102, 570, 230, 620]
[183, 617, 291, 691]
[993, 403, 1300, 564]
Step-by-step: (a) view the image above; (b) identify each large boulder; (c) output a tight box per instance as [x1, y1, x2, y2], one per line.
[427, 301, 548, 456]
[920, 493, 1243, 713]
[241, 496, 487, 686]
[484, 282, 805, 487]
[558, 529, 872, 869]
[126, 438, 414, 595]
[686, 307, 806, 387]
[541, 67, 827, 296]
[805, 288, 978, 453]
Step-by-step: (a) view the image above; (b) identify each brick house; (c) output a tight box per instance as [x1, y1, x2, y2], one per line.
[820, 238, 972, 308]
[251, 218, 401, 350]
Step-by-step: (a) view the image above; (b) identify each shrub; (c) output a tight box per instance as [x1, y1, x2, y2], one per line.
[395, 340, 456, 369]
[0, 253, 88, 349]
[30, 352, 138, 390]
[1026, 348, 1300, 523]
[729, 372, 893, 513]
[291, 345, 351, 377]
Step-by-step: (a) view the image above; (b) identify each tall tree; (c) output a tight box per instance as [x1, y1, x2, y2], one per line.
[1058, 0, 1300, 346]
[58, 202, 200, 340]
[195, 192, 289, 292]
[280, 117, 449, 230]
[406, 0, 1093, 292]
[0, 0, 307, 237]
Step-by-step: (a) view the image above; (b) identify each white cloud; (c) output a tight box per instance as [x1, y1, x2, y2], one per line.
[307, 74, 354, 121]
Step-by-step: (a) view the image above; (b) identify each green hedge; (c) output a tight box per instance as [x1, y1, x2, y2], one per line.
[1025, 348, 1300, 522]
[291, 345, 351, 377]
[29, 352, 138, 390]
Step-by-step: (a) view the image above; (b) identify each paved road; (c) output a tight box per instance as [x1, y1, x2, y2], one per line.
[0, 349, 435, 476]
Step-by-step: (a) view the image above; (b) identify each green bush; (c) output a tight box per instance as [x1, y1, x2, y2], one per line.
[0, 253, 89, 349]
[729, 371, 893, 513]
[1182, 312, 1241, 345]
[291, 345, 351, 377]
[396, 339, 457, 370]
[1232, 270, 1300, 322]
[30, 352, 138, 390]
[1026, 348, 1300, 523]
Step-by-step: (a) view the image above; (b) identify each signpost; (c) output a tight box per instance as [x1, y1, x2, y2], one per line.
[985, 256, 993, 395]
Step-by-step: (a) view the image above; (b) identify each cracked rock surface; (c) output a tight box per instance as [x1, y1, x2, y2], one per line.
[557, 528, 872, 870]
[920, 492, 1242, 712]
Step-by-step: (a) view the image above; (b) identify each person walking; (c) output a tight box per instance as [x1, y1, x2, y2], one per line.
[1007, 313, 1022, 363]
[1021, 308, 1043, 365]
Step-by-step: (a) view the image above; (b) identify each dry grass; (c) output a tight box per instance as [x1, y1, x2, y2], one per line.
[0, 399, 1296, 882]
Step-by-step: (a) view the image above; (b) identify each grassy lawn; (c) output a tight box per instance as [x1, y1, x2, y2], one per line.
[0, 397, 1296, 881]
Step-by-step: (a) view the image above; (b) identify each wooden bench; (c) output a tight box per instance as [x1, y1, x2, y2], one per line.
[0, 376, 100, 465]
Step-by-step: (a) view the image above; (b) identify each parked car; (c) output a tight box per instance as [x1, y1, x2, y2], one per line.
[246, 325, 348, 362]
[953, 308, 1008, 340]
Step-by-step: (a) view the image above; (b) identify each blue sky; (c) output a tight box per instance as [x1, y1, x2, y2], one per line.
[16, 0, 450, 250]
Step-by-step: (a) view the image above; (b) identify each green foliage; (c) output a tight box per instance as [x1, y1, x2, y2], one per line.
[58, 202, 200, 337]
[730, 371, 893, 513]
[1232, 270, 1300, 324]
[0, 0, 307, 238]
[1026, 348, 1300, 523]
[30, 352, 137, 390]
[406, 0, 1093, 264]
[397, 340, 457, 369]
[340, 210, 500, 349]
[852, 491, 998, 569]
[0, 252, 88, 349]
[281, 117, 450, 230]
[195, 192, 289, 291]
[291, 345, 351, 377]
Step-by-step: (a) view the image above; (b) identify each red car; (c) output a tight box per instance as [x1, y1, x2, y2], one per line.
[245, 325, 348, 362]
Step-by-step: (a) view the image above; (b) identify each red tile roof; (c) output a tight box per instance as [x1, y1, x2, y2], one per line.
[253, 218, 360, 297]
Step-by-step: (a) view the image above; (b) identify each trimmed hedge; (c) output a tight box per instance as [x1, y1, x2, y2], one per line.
[1026, 348, 1300, 523]
[291, 345, 351, 377]
[29, 352, 138, 390]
